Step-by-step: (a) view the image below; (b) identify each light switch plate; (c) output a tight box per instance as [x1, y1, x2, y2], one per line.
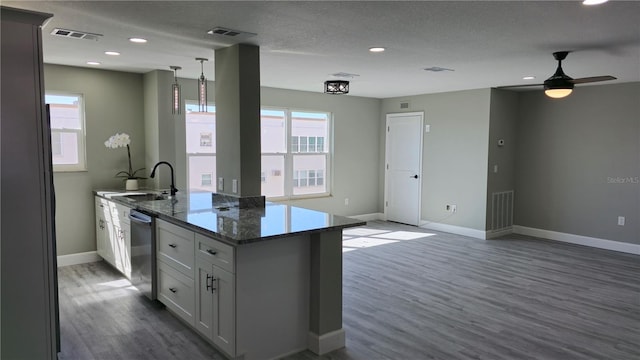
[218, 177, 224, 191]
[232, 179, 238, 193]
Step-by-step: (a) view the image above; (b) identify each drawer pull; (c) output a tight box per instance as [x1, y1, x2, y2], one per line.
[169, 287, 177, 293]
[168, 243, 177, 248]
[206, 249, 217, 256]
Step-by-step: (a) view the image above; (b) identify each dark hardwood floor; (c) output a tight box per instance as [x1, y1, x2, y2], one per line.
[57, 221, 640, 360]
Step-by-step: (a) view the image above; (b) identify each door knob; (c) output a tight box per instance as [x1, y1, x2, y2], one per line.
[411, 175, 418, 179]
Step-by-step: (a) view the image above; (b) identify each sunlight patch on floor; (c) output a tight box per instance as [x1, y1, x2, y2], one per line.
[343, 227, 437, 252]
[97, 278, 138, 291]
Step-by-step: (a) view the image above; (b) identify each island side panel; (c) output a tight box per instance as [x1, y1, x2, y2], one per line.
[235, 234, 310, 360]
[308, 229, 345, 354]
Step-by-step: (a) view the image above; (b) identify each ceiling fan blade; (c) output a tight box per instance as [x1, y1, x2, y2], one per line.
[496, 83, 543, 89]
[571, 75, 617, 84]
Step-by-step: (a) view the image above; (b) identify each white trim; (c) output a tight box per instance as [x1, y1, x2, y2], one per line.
[486, 227, 514, 239]
[349, 213, 384, 222]
[419, 221, 486, 239]
[57, 251, 101, 267]
[513, 226, 640, 255]
[307, 328, 345, 355]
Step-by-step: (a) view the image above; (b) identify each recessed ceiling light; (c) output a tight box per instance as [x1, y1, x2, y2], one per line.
[104, 51, 120, 56]
[369, 47, 386, 53]
[583, 0, 608, 5]
[129, 37, 147, 43]
[523, 76, 536, 80]
[86, 61, 101, 65]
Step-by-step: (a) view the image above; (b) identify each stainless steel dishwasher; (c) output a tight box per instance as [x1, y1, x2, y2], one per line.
[129, 209, 157, 300]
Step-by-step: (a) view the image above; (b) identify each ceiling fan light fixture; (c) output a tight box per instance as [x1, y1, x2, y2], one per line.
[324, 80, 349, 95]
[544, 76, 574, 98]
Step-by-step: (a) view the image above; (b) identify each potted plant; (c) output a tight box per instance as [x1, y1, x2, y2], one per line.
[104, 133, 145, 190]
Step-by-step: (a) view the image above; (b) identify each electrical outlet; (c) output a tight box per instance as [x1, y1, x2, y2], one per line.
[218, 177, 224, 191]
[618, 216, 625, 226]
[232, 179, 238, 193]
[344, 198, 349, 206]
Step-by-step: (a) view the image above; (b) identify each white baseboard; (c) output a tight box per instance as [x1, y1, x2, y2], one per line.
[308, 328, 345, 355]
[419, 221, 486, 240]
[349, 213, 384, 222]
[57, 251, 101, 267]
[513, 226, 640, 255]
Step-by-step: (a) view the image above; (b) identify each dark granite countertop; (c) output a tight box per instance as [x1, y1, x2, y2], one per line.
[94, 190, 365, 246]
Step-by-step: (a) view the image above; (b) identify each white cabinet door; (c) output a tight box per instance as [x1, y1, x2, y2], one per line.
[212, 266, 235, 356]
[95, 197, 115, 265]
[195, 258, 213, 339]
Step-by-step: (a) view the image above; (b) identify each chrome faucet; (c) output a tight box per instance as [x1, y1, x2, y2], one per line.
[150, 161, 178, 196]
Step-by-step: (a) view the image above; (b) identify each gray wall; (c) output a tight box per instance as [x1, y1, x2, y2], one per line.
[514, 82, 640, 244]
[44, 64, 145, 255]
[380, 89, 492, 231]
[261, 87, 381, 216]
[486, 89, 518, 229]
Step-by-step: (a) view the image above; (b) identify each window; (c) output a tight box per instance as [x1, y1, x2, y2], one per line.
[46, 93, 86, 171]
[201, 173, 213, 186]
[200, 132, 212, 147]
[262, 109, 331, 198]
[186, 105, 331, 199]
[186, 103, 216, 192]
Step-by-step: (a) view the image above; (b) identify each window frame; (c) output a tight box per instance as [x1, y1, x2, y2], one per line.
[261, 107, 332, 201]
[46, 92, 87, 172]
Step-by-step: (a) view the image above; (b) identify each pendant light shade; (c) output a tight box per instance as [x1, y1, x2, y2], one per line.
[196, 57, 209, 112]
[324, 80, 349, 95]
[170, 66, 181, 114]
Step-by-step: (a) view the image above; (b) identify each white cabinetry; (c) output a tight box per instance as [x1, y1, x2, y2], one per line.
[94, 196, 131, 278]
[195, 233, 236, 356]
[156, 219, 196, 325]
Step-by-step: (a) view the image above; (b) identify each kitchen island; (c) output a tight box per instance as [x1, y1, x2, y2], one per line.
[95, 190, 364, 360]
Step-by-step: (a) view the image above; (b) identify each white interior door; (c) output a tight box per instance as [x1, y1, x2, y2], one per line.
[385, 112, 423, 226]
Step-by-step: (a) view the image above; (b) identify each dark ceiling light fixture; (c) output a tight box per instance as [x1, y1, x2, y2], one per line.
[324, 80, 349, 95]
[196, 57, 209, 112]
[170, 65, 181, 115]
[543, 51, 574, 99]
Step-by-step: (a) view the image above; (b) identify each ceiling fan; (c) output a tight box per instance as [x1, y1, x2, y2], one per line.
[500, 51, 616, 99]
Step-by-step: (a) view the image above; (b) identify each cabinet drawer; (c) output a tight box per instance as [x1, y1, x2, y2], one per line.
[157, 261, 195, 326]
[157, 219, 195, 277]
[195, 233, 235, 273]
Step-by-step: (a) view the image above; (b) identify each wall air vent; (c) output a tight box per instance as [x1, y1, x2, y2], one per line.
[424, 66, 454, 72]
[206, 27, 256, 42]
[50, 28, 102, 41]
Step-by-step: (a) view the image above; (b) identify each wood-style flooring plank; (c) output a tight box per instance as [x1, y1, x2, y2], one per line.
[58, 221, 640, 360]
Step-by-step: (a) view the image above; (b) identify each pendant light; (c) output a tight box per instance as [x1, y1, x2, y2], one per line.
[196, 57, 209, 112]
[170, 66, 181, 114]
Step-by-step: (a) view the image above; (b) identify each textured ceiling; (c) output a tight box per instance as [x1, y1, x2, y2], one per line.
[4, 0, 640, 98]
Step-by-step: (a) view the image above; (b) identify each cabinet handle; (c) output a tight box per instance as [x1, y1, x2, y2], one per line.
[206, 249, 217, 256]
[169, 287, 177, 293]
[206, 274, 213, 292]
[211, 278, 217, 293]
[168, 243, 177, 248]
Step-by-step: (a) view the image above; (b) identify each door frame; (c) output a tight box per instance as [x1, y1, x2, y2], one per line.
[384, 112, 424, 225]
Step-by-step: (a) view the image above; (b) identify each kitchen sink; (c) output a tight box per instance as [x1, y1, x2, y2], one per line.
[120, 193, 168, 201]
[107, 192, 169, 203]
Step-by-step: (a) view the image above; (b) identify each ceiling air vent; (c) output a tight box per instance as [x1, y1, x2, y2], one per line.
[330, 72, 360, 79]
[424, 66, 454, 72]
[51, 28, 102, 41]
[207, 27, 256, 42]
